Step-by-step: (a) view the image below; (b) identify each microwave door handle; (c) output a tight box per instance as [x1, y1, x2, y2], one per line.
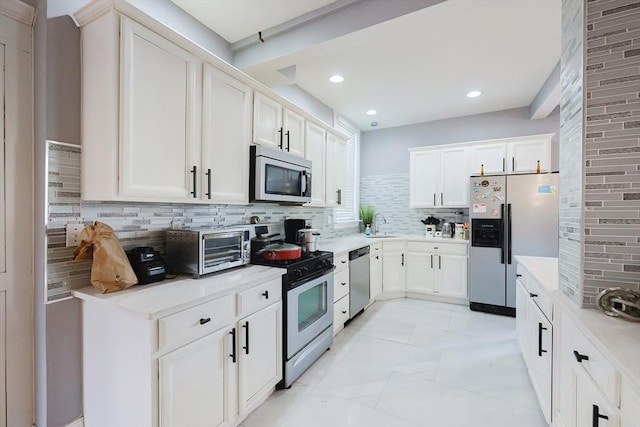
[300, 171, 307, 196]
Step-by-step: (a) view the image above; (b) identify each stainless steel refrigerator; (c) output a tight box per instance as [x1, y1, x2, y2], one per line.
[469, 173, 559, 316]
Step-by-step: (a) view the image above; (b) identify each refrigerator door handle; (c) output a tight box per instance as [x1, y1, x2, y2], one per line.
[500, 203, 505, 265]
[507, 203, 512, 265]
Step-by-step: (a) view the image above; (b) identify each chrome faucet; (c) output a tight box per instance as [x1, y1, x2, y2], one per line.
[373, 213, 387, 235]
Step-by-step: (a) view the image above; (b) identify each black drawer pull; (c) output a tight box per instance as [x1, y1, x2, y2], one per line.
[573, 350, 589, 363]
[243, 322, 250, 355]
[530, 293, 538, 298]
[342, 310, 347, 314]
[229, 328, 236, 363]
[516, 274, 522, 277]
[341, 282, 347, 286]
[199, 317, 211, 325]
[592, 404, 608, 427]
[538, 322, 547, 357]
[262, 290, 269, 299]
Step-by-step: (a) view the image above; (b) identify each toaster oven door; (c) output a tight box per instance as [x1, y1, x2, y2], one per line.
[200, 232, 246, 274]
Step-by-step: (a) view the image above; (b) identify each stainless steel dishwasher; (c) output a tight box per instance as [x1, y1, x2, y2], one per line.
[349, 246, 370, 319]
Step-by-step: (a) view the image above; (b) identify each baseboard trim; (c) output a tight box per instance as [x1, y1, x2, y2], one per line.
[65, 417, 84, 427]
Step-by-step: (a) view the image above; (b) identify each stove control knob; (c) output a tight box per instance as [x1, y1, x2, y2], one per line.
[301, 266, 309, 275]
[321, 259, 331, 267]
[294, 269, 303, 277]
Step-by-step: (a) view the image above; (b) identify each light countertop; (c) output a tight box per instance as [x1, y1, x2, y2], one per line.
[321, 233, 469, 255]
[73, 265, 286, 320]
[516, 255, 640, 388]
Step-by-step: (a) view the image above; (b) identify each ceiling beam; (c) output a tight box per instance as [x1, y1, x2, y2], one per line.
[232, 0, 444, 70]
[529, 61, 560, 120]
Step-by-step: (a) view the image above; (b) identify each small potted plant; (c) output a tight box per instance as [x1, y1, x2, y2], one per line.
[359, 206, 375, 235]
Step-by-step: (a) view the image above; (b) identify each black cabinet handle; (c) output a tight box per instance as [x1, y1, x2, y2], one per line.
[262, 290, 269, 299]
[512, 157, 515, 172]
[438, 255, 441, 270]
[433, 193, 436, 206]
[242, 322, 250, 355]
[530, 293, 538, 298]
[190, 166, 197, 198]
[376, 256, 379, 259]
[341, 260, 347, 264]
[516, 274, 522, 277]
[199, 317, 211, 325]
[538, 322, 548, 357]
[592, 405, 609, 427]
[341, 282, 347, 286]
[205, 168, 212, 199]
[502, 157, 506, 172]
[337, 189, 342, 205]
[342, 310, 347, 314]
[573, 350, 589, 363]
[286, 130, 290, 151]
[440, 193, 443, 205]
[430, 254, 433, 269]
[278, 127, 283, 149]
[229, 328, 236, 363]
[401, 253, 404, 266]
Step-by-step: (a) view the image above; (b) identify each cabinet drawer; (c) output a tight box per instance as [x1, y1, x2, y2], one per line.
[158, 294, 234, 352]
[383, 241, 405, 252]
[563, 316, 619, 404]
[369, 243, 382, 256]
[333, 294, 349, 335]
[237, 278, 282, 318]
[335, 252, 349, 272]
[334, 269, 349, 302]
[406, 241, 467, 255]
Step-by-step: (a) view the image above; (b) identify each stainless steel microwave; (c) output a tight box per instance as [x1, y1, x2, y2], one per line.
[250, 145, 312, 204]
[165, 228, 250, 278]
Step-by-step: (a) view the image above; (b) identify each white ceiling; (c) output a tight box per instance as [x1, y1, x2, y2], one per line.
[49, 0, 561, 131]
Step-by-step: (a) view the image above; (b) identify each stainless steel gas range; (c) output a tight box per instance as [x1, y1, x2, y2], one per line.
[249, 224, 335, 388]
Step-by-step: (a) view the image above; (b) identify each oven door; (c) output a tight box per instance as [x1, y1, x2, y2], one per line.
[255, 155, 312, 204]
[286, 270, 334, 359]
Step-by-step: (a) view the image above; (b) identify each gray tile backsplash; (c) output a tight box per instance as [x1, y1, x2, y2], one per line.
[46, 141, 357, 301]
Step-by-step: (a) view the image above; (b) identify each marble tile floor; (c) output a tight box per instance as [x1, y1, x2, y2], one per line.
[241, 298, 547, 427]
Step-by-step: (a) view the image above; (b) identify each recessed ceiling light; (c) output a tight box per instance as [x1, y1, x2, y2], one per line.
[366, 110, 377, 116]
[466, 90, 482, 98]
[329, 74, 344, 83]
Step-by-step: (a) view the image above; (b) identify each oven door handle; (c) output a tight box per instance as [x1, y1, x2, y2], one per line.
[286, 266, 335, 290]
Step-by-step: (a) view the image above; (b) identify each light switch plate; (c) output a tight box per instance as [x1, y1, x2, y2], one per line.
[66, 223, 84, 247]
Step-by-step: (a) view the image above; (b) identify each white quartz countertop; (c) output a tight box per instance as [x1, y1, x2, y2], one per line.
[73, 265, 286, 320]
[320, 233, 469, 255]
[515, 256, 640, 388]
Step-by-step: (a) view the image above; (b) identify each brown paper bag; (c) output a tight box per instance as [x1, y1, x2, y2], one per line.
[73, 221, 138, 293]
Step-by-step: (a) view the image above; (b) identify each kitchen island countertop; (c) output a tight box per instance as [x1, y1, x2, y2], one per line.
[320, 233, 469, 255]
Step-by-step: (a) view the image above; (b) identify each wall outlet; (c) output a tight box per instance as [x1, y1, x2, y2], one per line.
[326, 215, 332, 225]
[66, 223, 84, 247]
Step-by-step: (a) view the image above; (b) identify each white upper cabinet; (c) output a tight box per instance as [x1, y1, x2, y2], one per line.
[325, 132, 347, 207]
[120, 17, 201, 200]
[201, 64, 251, 204]
[304, 121, 326, 206]
[253, 92, 305, 157]
[508, 137, 551, 173]
[470, 143, 506, 175]
[410, 148, 468, 208]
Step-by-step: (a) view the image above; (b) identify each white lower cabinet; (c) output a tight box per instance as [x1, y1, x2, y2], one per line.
[382, 241, 406, 293]
[333, 252, 349, 335]
[159, 328, 234, 427]
[369, 243, 383, 300]
[621, 381, 640, 427]
[405, 241, 468, 300]
[79, 276, 283, 427]
[238, 302, 282, 415]
[333, 294, 350, 335]
[575, 368, 620, 427]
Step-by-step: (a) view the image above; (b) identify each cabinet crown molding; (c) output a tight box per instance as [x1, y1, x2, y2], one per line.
[0, 0, 35, 26]
[407, 132, 555, 153]
[74, 0, 115, 26]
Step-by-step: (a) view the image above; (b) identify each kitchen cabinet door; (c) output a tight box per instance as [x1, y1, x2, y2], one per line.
[436, 254, 468, 298]
[283, 109, 305, 157]
[0, 44, 4, 276]
[507, 138, 550, 173]
[439, 147, 469, 207]
[409, 150, 438, 207]
[382, 242, 406, 293]
[120, 18, 201, 200]
[621, 382, 640, 427]
[202, 64, 251, 204]
[575, 368, 620, 427]
[305, 122, 326, 206]
[369, 252, 383, 300]
[470, 143, 506, 175]
[326, 133, 347, 207]
[528, 302, 553, 424]
[238, 302, 282, 415]
[253, 92, 283, 150]
[515, 279, 530, 366]
[406, 251, 436, 294]
[159, 327, 236, 427]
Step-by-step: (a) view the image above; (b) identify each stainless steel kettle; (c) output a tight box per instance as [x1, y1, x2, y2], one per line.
[441, 222, 453, 238]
